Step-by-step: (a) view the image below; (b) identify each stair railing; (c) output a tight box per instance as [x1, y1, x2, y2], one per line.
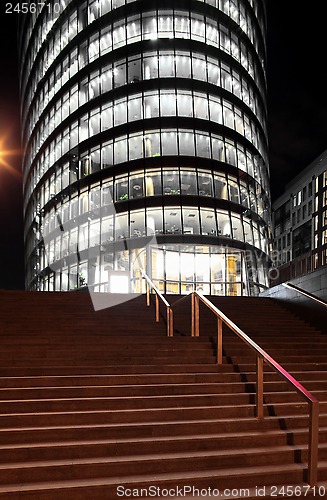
[140, 270, 173, 337]
[191, 291, 319, 487]
[139, 276, 319, 486]
[283, 282, 327, 308]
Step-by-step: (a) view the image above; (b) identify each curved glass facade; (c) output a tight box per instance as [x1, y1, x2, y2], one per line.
[20, 0, 271, 295]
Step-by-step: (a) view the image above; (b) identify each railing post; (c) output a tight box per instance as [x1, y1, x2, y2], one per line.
[217, 317, 223, 364]
[167, 306, 173, 337]
[139, 273, 143, 294]
[194, 294, 200, 337]
[146, 283, 150, 307]
[308, 401, 319, 486]
[256, 355, 264, 419]
[191, 293, 195, 337]
[155, 293, 160, 322]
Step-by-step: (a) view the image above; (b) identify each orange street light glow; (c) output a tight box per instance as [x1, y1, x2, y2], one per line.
[0, 133, 22, 178]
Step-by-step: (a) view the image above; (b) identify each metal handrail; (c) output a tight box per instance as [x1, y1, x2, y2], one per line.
[138, 276, 319, 485]
[283, 282, 327, 308]
[191, 291, 319, 487]
[140, 270, 173, 336]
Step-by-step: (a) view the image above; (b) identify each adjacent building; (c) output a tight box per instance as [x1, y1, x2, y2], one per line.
[272, 149, 327, 284]
[20, 0, 271, 295]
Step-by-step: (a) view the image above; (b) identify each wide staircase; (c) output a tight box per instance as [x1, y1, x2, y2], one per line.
[0, 290, 326, 498]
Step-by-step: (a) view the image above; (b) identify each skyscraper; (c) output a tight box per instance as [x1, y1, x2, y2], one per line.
[21, 0, 271, 295]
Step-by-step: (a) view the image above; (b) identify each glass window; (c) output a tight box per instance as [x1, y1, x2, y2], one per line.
[198, 171, 213, 197]
[129, 172, 144, 198]
[223, 100, 234, 128]
[128, 56, 142, 83]
[175, 11, 190, 38]
[143, 12, 158, 40]
[209, 96, 223, 124]
[228, 179, 240, 204]
[90, 109, 100, 135]
[243, 219, 253, 244]
[214, 174, 228, 199]
[102, 141, 113, 167]
[143, 54, 158, 79]
[183, 207, 200, 234]
[115, 213, 128, 239]
[89, 220, 100, 247]
[177, 91, 192, 117]
[192, 54, 206, 81]
[101, 103, 113, 131]
[196, 132, 210, 157]
[160, 90, 176, 116]
[162, 131, 177, 155]
[176, 53, 191, 78]
[101, 215, 114, 243]
[146, 169, 162, 196]
[159, 51, 174, 77]
[180, 169, 197, 195]
[102, 183, 114, 206]
[129, 133, 143, 160]
[114, 97, 127, 126]
[201, 209, 217, 235]
[178, 130, 195, 156]
[144, 132, 160, 157]
[195, 253, 210, 283]
[101, 65, 113, 92]
[194, 93, 209, 120]
[126, 15, 141, 43]
[147, 207, 163, 235]
[231, 215, 244, 241]
[163, 168, 180, 194]
[114, 60, 126, 87]
[115, 175, 129, 201]
[217, 210, 231, 237]
[113, 19, 126, 48]
[207, 58, 220, 86]
[144, 91, 159, 118]
[164, 207, 182, 234]
[130, 210, 145, 237]
[114, 136, 128, 163]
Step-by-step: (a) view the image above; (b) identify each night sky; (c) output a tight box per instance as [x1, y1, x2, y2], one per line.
[0, 2, 326, 289]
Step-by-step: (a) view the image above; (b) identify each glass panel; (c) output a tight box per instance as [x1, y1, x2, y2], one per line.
[180, 170, 197, 195]
[164, 207, 182, 234]
[163, 169, 180, 195]
[129, 172, 144, 198]
[182, 207, 200, 234]
[130, 210, 145, 237]
[201, 209, 217, 235]
[217, 211, 231, 237]
[145, 169, 162, 196]
[214, 174, 228, 199]
[147, 207, 163, 235]
[198, 171, 213, 197]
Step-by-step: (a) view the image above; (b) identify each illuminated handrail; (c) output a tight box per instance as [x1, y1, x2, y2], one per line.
[191, 291, 319, 487]
[283, 282, 327, 308]
[140, 270, 173, 336]
[138, 278, 319, 486]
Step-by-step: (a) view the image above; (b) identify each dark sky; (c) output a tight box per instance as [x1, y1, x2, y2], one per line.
[0, 2, 326, 289]
[266, 2, 327, 199]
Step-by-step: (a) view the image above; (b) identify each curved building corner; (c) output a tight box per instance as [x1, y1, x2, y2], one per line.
[20, 0, 272, 296]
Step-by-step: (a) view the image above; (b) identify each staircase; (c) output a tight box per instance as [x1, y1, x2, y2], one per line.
[0, 290, 326, 498]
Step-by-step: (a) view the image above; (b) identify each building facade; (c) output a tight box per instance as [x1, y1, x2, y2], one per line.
[20, 0, 271, 295]
[272, 149, 327, 283]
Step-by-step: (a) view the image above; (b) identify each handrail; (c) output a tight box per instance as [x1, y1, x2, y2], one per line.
[190, 291, 319, 487]
[140, 270, 173, 336]
[282, 282, 327, 308]
[138, 277, 319, 486]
